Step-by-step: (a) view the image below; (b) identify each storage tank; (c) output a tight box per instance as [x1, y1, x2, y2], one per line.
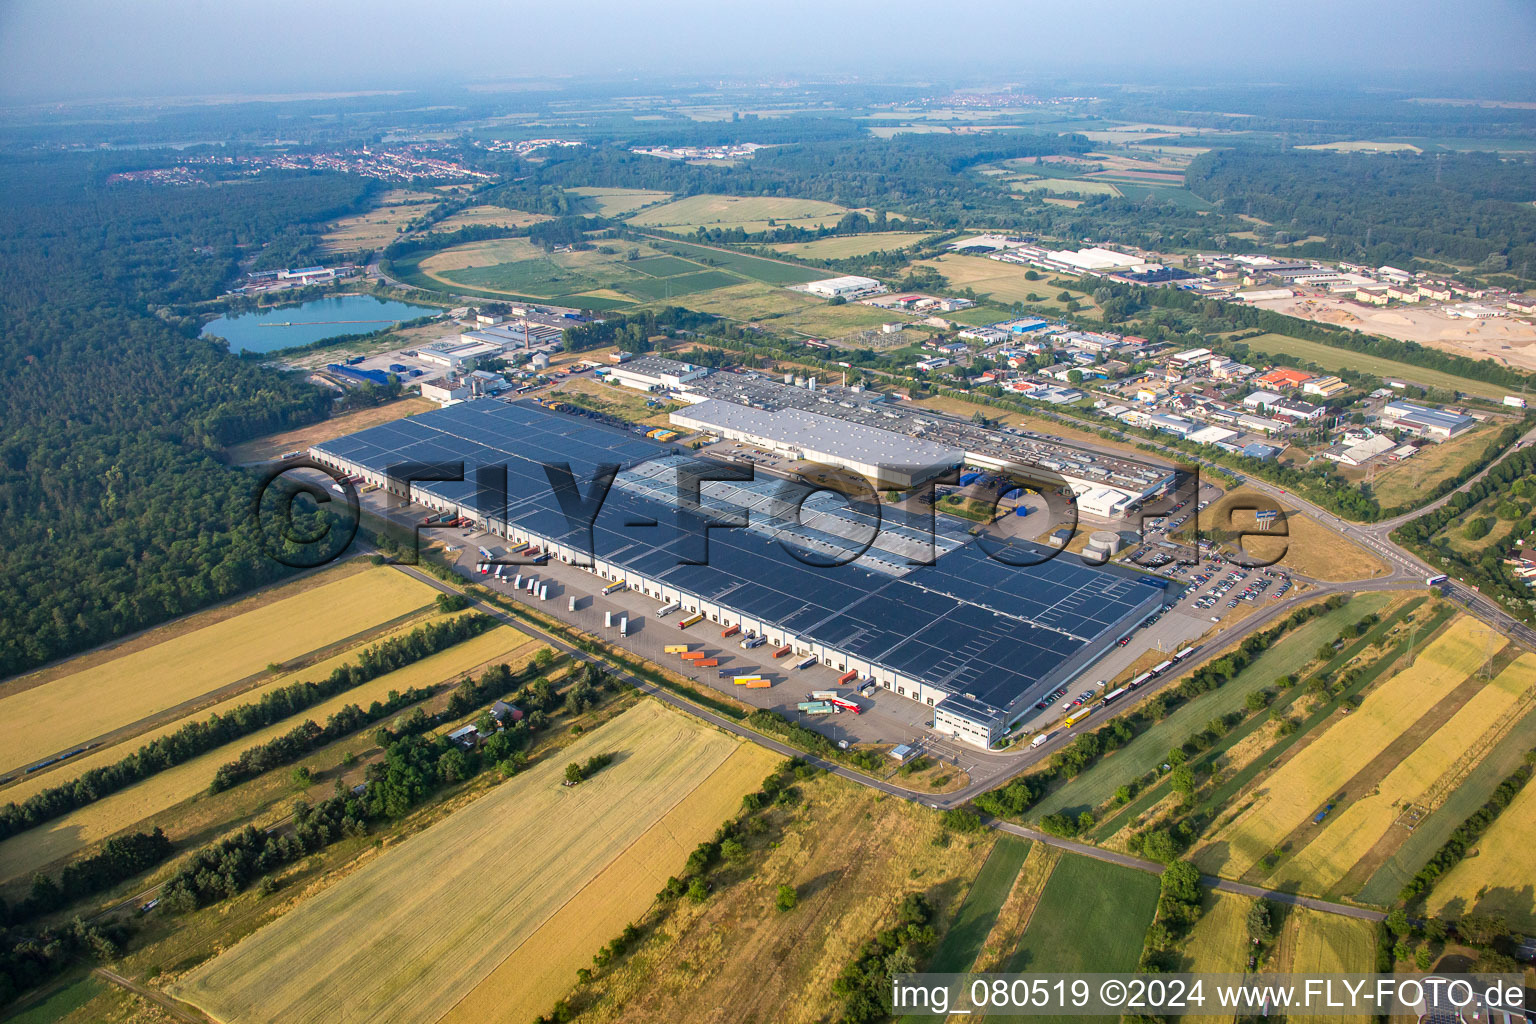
[1089, 530, 1123, 555]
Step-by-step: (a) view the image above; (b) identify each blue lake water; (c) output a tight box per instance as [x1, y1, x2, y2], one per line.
[200, 295, 440, 354]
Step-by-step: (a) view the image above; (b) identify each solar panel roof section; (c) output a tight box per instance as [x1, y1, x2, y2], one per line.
[313, 401, 1161, 718]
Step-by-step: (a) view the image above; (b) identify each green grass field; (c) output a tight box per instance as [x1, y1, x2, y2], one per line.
[621, 270, 743, 301]
[1010, 178, 1121, 197]
[1005, 853, 1160, 1014]
[566, 187, 674, 217]
[926, 837, 1031, 973]
[1238, 332, 1512, 401]
[642, 238, 827, 285]
[1, 976, 105, 1024]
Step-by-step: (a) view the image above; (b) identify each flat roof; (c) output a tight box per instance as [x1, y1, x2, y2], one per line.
[673, 398, 964, 472]
[314, 401, 1161, 717]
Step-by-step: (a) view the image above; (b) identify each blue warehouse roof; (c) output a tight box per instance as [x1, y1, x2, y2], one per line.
[315, 401, 1162, 717]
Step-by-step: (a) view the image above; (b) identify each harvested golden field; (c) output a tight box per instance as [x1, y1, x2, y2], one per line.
[626, 193, 850, 233]
[1270, 653, 1536, 892]
[1178, 893, 1255, 1023]
[175, 702, 759, 1024]
[1425, 777, 1536, 929]
[321, 189, 439, 252]
[566, 187, 674, 217]
[0, 623, 540, 883]
[1372, 425, 1502, 509]
[432, 204, 554, 231]
[0, 567, 438, 777]
[565, 771, 991, 1024]
[768, 232, 932, 259]
[1196, 617, 1491, 877]
[1198, 488, 1387, 582]
[224, 398, 436, 463]
[1283, 910, 1378, 1024]
[442, 741, 779, 1023]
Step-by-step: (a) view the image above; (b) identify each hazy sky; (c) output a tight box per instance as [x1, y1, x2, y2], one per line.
[2, 0, 1533, 104]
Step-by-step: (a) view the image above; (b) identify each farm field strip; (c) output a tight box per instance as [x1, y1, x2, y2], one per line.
[1035, 596, 1391, 819]
[440, 742, 781, 1023]
[566, 187, 674, 217]
[1423, 775, 1536, 929]
[1004, 853, 1160, 977]
[1175, 892, 1256, 1024]
[1357, 701, 1536, 904]
[0, 567, 438, 776]
[1196, 616, 1491, 878]
[0, 624, 539, 884]
[768, 232, 933, 259]
[625, 194, 850, 232]
[1284, 910, 1377, 1024]
[924, 837, 1031, 973]
[1269, 653, 1536, 892]
[174, 702, 747, 1024]
[0, 613, 454, 807]
[1091, 599, 1420, 841]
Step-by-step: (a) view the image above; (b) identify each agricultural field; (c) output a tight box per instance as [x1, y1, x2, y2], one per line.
[640, 238, 827, 286]
[1370, 424, 1502, 511]
[1010, 177, 1121, 197]
[1358, 702, 1536, 904]
[925, 837, 1031, 972]
[1423, 777, 1536, 929]
[224, 397, 436, 464]
[768, 231, 933, 259]
[431, 204, 554, 231]
[1198, 488, 1387, 581]
[1004, 853, 1161, 982]
[626, 194, 853, 233]
[0, 565, 438, 778]
[0, 620, 542, 884]
[175, 701, 775, 1024]
[1176, 892, 1253, 973]
[561, 769, 993, 1024]
[1195, 616, 1493, 879]
[1269, 653, 1536, 896]
[321, 189, 439, 252]
[1236, 332, 1513, 402]
[1272, 909, 1378, 1024]
[566, 186, 674, 218]
[913, 253, 1099, 315]
[1034, 594, 1393, 822]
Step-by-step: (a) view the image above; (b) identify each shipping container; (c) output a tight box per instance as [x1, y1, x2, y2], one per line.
[680, 651, 706, 661]
[773, 644, 793, 658]
[810, 690, 839, 700]
[745, 679, 771, 689]
[663, 644, 690, 654]
[679, 613, 705, 628]
[796, 701, 832, 712]
[837, 669, 858, 685]
[734, 676, 764, 686]
[721, 624, 741, 638]
[601, 580, 626, 596]
[695, 659, 719, 668]
[796, 656, 818, 670]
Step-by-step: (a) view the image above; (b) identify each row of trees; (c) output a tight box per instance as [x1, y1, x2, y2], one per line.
[1398, 751, 1535, 902]
[0, 612, 495, 840]
[2, 829, 171, 929]
[977, 597, 1349, 824]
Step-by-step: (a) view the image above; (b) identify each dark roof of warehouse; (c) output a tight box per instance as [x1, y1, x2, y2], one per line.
[316, 401, 1163, 716]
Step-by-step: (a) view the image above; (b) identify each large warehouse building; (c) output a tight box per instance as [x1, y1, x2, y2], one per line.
[312, 401, 1168, 747]
[669, 398, 964, 489]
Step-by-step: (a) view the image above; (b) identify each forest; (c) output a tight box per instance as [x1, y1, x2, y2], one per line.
[1186, 147, 1536, 271]
[0, 154, 372, 677]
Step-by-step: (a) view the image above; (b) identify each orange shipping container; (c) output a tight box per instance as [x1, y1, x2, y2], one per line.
[721, 624, 741, 638]
[745, 679, 771, 688]
[680, 651, 706, 661]
[694, 659, 719, 667]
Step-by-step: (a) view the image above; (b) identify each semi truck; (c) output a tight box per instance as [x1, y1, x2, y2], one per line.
[601, 581, 626, 596]
[679, 613, 705, 628]
[656, 601, 682, 618]
[796, 701, 834, 715]
[828, 698, 861, 714]
[1064, 707, 1094, 728]
[1030, 731, 1052, 749]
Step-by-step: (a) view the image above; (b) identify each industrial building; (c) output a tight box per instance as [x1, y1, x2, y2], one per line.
[1380, 401, 1477, 440]
[670, 399, 963, 489]
[599, 355, 711, 392]
[803, 275, 885, 300]
[672, 371, 1175, 513]
[311, 401, 1167, 747]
